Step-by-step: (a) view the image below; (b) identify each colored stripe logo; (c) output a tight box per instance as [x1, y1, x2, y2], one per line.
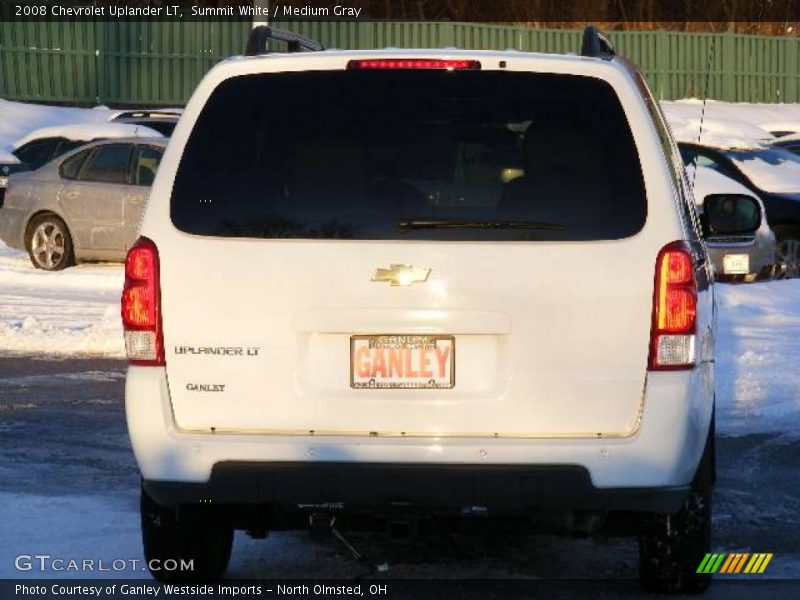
[697, 552, 773, 574]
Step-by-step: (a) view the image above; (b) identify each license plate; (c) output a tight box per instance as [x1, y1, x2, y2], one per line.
[350, 335, 454, 389]
[723, 254, 750, 275]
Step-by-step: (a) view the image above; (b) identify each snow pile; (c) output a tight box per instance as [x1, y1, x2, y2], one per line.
[716, 280, 800, 435]
[662, 102, 772, 148]
[662, 99, 800, 148]
[663, 99, 800, 133]
[0, 242, 124, 357]
[0, 99, 118, 156]
[666, 115, 771, 149]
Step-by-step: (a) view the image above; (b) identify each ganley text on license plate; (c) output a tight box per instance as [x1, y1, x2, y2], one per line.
[350, 335, 454, 389]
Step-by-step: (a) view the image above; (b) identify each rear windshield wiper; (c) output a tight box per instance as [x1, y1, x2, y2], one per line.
[397, 219, 568, 232]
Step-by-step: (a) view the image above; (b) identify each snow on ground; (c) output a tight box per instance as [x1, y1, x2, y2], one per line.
[0, 242, 124, 357]
[716, 279, 800, 435]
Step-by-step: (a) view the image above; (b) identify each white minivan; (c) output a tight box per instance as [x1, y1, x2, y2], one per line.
[123, 27, 760, 592]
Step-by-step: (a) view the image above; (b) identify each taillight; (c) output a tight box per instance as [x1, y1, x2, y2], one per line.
[346, 59, 480, 70]
[121, 237, 164, 366]
[648, 241, 697, 370]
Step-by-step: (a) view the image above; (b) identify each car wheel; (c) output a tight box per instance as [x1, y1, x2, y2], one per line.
[638, 419, 714, 594]
[140, 484, 233, 582]
[26, 214, 75, 271]
[776, 238, 800, 277]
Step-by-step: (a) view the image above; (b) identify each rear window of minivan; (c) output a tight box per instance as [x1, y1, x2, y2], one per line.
[171, 69, 646, 241]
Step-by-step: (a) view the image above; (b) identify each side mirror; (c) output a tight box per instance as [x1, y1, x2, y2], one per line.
[702, 193, 761, 237]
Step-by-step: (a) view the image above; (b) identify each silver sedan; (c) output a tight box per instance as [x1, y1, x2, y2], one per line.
[0, 138, 166, 270]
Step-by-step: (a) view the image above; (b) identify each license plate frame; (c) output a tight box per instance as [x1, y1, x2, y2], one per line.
[350, 334, 455, 389]
[723, 253, 750, 275]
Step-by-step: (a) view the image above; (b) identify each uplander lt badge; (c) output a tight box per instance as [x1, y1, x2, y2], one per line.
[175, 346, 260, 356]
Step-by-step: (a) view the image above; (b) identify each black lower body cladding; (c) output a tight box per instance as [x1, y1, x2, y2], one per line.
[144, 462, 689, 514]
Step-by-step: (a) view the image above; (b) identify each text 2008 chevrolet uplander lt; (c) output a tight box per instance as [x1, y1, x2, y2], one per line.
[121, 27, 761, 592]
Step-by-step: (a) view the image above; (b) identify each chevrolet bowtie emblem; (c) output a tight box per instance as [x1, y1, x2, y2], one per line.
[371, 264, 431, 286]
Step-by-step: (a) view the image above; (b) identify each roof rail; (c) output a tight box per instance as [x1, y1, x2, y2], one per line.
[580, 26, 615, 60]
[245, 25, 324, 56]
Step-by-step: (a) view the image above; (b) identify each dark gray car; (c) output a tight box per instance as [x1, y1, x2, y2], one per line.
[0, 138, 167, 270]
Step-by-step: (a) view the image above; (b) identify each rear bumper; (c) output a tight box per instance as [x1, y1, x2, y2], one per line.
[144, 462, 690, 513]
[126, 365, 713, 506]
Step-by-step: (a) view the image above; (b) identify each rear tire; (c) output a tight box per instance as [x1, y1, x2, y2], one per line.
[26, 214, 75, 271]
[638, 421, 714, 594]
[140, 484, 233, 582]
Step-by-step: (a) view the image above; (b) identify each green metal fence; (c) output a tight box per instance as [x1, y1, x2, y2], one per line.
[1, 20, 799, 105]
